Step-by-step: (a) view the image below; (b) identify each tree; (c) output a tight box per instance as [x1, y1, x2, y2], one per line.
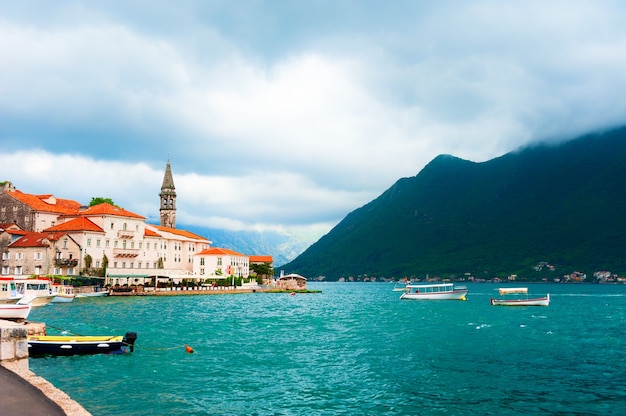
[250, 262, 273, 278]
[84, 254, 93, 269]
[102, 255, 109, 277]
[90, 197, 115, 206]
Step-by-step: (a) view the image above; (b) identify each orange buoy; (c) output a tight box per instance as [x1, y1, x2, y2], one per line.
[184, 344, 194, 353]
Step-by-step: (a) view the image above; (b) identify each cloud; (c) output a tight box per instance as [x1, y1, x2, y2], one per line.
[2, 1, 626, 250]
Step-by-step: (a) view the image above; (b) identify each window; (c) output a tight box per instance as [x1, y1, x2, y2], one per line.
[87, 238, 92, 247]
[106, 240, 110, 248]
[63, 239, 68, 249]
[96, 239, 101, 247]
[123, 223, 127, 231]
[14, 266, 23, 275]
[122, 262, 126, 269]
[217, 257, 222, 266]
[35, 266, 41, 274]
[35, 252, 42, 260]
[200, 258, 205, 266]
[95, 261, 100, 268]
[2, 252, 9, 260]
[17, 252, 23, 260]
[111, 223, 114, 230]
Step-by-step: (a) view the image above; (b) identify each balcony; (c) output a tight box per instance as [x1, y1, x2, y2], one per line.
[113, 248, 140, 258]
[55, 258, 78, 267]
[117, 230, 135, 239]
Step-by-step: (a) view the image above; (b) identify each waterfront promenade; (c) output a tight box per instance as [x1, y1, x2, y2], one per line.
[0, 364, 89, 415]
[0, 319, 91, 415]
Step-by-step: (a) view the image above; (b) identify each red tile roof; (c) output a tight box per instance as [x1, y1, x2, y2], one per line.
[144, 228, 161, 237]
[8, 190, 81, 214]
[45, 217, 104, 233]
[249, 255, 273, 263]
[149, 224, 209, 242]
[197, 247, 245, 256]
[8, 231, 70, 248]
[8, 232, 48, 248]
[74, 203, 145, 219]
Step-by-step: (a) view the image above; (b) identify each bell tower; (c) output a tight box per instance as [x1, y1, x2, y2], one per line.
[159, 160, 176, 228]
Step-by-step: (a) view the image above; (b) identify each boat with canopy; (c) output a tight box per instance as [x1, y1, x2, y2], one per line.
[490, 287, 550, 306]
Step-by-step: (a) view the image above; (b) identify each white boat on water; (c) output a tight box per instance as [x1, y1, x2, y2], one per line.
[0, 278, 23, 304]
[75, 287, 108, 298]
[400, 283, 468, 300]
[0, 303, 32, 320]
[392, 283, 409, 292]
[490, 287, 550, 306]
[51, 284, 76, 303]
[15, 279, 56, 306]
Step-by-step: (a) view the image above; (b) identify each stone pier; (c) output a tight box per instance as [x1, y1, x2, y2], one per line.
[0, 320, 91, 415]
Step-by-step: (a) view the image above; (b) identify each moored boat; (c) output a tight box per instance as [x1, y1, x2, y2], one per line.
[28, 332, 137, 357]
[490, 287, 550, 306]
[400, 283, 468, 300]
[0, 303, 32, 321]
[51, 284, 76, 303]
[14, 278, 56, 306]
[392, 283, 409, 292]
[0, 278, 23, 304]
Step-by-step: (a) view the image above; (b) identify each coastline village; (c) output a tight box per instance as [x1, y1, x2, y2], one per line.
[0, 162, 308, 295]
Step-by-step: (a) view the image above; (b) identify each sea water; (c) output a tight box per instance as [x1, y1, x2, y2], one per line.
[28, 283, 626, 415]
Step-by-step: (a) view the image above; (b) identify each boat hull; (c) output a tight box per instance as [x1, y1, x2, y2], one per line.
[27, 335, 134, 357]
[400, 290, 468, 300]
[490, 295, 550, 306]
[0, 304, 32, 320]
[51, 294, 76, 303]
[18, 295, 56, 307]
[75, 291, 108, 298]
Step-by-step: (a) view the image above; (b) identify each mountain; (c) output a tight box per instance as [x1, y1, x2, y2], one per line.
[282, 126, 626, 280]
[172, 225, 310, 267]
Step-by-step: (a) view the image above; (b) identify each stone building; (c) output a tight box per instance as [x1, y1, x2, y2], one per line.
[0, 181, 81, 232]
[2, 231, 81, 276]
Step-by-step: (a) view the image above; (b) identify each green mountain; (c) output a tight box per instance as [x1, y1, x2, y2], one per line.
[283, 126, 626, 281]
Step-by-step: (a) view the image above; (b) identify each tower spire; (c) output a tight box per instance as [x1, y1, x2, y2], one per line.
[159, 160, 177, 228]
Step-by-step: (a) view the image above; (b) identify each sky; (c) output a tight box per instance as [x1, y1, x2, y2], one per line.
[2, 0, 626, 248]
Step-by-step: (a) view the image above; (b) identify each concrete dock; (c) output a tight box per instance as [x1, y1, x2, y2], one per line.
[0, 319, 91, 415]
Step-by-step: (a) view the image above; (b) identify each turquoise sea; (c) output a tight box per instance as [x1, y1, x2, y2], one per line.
[28, 282, 626, 415]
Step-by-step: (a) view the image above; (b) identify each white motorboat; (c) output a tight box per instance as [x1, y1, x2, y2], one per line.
[400, 283, 468, 300]
[0, 278, 23, 304]
[0, 303, 32, 321]
[14, 279, 56, 306]
[490, 287, 550, 306]
[51, 284, 76, 303]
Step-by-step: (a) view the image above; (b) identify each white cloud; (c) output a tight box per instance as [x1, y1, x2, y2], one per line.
[2, 1, 626, 255]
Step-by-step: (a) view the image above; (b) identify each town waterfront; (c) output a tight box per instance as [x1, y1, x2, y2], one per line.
[28, 282, 626, 415]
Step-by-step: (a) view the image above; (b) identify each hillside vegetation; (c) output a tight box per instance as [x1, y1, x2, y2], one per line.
[283, 126, 626, 281]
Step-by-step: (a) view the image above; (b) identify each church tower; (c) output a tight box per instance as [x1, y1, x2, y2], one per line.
[159, 160, 177, 228]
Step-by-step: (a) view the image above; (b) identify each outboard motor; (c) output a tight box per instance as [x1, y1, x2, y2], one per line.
[123, 332, 138, 352]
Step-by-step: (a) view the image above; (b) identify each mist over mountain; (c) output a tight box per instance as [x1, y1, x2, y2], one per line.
[174, 225, 309, 267]
[281, 125, 626, 280]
